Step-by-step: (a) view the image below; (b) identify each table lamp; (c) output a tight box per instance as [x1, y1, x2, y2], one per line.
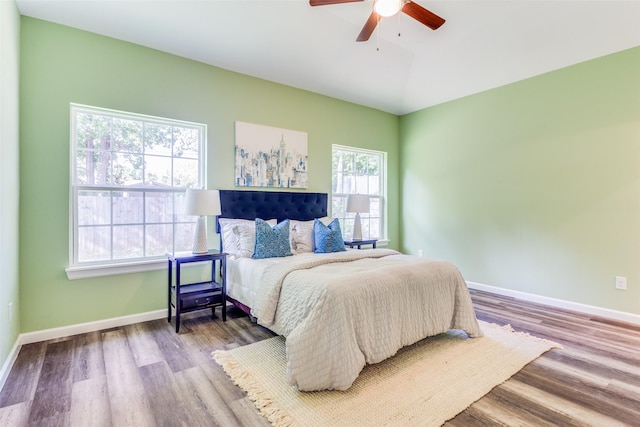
[346, 194, 370, 241]
[185, 189, 221, 254]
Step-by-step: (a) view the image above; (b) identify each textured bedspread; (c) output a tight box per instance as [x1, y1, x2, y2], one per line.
[251, 249, 482, 391]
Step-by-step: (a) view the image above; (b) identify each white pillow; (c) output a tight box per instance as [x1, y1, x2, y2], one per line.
[218, 218, 276, 257]
[234, 223, 258, 258]
[290, 217, 332, 254]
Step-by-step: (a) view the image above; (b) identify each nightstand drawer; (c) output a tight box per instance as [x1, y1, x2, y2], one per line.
[180, 291, 223, 310]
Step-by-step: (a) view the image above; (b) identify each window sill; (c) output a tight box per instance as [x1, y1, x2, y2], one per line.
[66, 258, 166, 280]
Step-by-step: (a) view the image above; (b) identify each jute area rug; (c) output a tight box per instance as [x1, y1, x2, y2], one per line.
[213, 321, 560, 426]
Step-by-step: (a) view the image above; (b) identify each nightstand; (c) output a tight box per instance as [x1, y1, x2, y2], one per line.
[344, 239, 378, 249]
[167, 250, 227, 333]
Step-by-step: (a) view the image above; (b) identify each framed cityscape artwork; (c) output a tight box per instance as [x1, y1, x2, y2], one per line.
[234, 121, 308, 188]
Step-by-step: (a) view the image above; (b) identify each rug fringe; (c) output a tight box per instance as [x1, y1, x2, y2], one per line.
[484, 322, 564, 350]
[213, 350, 294, 427]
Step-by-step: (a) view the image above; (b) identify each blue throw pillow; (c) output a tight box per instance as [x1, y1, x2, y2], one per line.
[253, 218, 293, 259]
[314, 218, 346, 254]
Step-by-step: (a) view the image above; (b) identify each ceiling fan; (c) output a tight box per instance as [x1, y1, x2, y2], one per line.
[309, 0, 446, 42]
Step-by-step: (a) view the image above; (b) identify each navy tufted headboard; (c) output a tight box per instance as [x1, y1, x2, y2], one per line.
[216, 190, 328, 233]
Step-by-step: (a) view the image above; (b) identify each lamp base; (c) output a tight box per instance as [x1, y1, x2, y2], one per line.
[352, 213, 363, 241]
[192, 216, 209, 254]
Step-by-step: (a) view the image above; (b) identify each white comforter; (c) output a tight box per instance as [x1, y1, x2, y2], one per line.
[250, 249, 483, 391]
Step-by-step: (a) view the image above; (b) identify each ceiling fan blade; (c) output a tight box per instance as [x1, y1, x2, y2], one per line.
[402, 1, 445, 30]
[309, 0, 364, 6]
[356, 11, 380, 42]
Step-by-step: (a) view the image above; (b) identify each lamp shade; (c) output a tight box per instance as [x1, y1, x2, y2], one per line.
[185, 189, 221, 216]
[346, 194, 370, 214]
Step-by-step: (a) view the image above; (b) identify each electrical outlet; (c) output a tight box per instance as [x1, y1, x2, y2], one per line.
[615, 276, 627, 290]
[418, 249, 423, 257]
[8, 302, 12, 321]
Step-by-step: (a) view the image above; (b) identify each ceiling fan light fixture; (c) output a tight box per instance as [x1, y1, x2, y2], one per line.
[374, 0, 402, 17]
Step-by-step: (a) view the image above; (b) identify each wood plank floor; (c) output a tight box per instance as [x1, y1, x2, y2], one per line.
[1, 289, 638, 426]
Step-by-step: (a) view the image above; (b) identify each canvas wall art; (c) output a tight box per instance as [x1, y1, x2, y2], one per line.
[235, 121, 308, 188]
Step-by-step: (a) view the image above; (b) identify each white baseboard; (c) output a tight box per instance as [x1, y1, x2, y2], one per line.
[0, 309, 166, 392]
[19, 309, 167, 345]
[467, 281, 640, 326]
[0, 337, 21, 395]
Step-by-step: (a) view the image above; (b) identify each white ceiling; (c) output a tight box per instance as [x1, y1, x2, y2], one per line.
[15, 0, 640, 115]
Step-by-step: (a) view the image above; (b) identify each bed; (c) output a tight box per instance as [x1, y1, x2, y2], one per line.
[216, 190, 482, 391]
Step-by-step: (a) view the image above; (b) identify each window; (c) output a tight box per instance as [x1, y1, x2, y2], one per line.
[69, 104, 205, 274]
[332, 145, 386, 241]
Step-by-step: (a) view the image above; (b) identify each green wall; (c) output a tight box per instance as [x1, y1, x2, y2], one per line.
[401, 47, 640, 315]
[19, 17, 400, 333]
[0, 1, 21, 374]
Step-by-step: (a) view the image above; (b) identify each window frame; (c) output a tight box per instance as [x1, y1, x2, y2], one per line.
[331, 144, 387, 243]
[66, 104, 206, 279]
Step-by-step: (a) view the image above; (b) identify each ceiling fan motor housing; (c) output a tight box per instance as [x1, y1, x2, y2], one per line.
[309, 0, 445, 42]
